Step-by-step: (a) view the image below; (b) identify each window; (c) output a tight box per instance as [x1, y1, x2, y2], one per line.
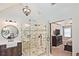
[63, 26, 72, 37]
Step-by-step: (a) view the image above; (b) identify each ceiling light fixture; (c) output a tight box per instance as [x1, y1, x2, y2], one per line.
[23, 6, 31, 16]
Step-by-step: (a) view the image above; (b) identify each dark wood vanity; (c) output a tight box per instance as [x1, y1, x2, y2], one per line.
[0, 42, 22, 56]
[52, 36, 62, 46]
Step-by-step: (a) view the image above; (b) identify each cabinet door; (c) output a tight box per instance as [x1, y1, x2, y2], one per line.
[0, 45, 6, 56]
[17, 42, 22, 56]
[6, 48, 12, 56]
[11, 47, 18, 56]
[52, 36, 56, 46]
[6, 47, 18, 56]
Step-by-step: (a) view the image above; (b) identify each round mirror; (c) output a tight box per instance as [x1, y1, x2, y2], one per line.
[1, 25, 19, 39]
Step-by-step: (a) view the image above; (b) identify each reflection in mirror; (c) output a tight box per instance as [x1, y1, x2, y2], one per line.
[1, 25, 19, 40]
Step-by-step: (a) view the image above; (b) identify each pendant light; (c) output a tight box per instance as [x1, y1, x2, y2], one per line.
[23, 6, 31, 16]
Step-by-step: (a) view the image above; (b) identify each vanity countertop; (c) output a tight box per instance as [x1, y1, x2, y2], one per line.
[0, 40, 22, 48]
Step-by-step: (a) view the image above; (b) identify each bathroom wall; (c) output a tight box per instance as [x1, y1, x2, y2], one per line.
[71, 4, 79, 56]
[72, 17, 78, 55]
[73, 17, 79, 56]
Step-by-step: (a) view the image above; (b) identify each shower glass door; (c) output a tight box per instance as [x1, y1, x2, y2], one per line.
[22, 22, 50, 56]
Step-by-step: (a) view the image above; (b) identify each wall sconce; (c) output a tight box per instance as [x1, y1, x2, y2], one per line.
[23, 6, 31, 16]
[5, 20, 16, 23]
[4, 20, 17, 26]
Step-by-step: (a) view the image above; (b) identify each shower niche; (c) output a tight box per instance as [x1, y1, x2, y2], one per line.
[22, 22, 50, 56]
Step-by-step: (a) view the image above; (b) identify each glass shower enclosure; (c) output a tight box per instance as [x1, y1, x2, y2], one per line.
[21, 19, 50, 56]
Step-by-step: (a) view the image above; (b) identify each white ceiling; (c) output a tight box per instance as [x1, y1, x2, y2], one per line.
[0, 3, 78, 24]
[0, 3, 17, 11]
[0, 3, 78, 14]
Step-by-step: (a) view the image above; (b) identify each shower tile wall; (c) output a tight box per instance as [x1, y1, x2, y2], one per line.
[21, 23, 50, 56]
